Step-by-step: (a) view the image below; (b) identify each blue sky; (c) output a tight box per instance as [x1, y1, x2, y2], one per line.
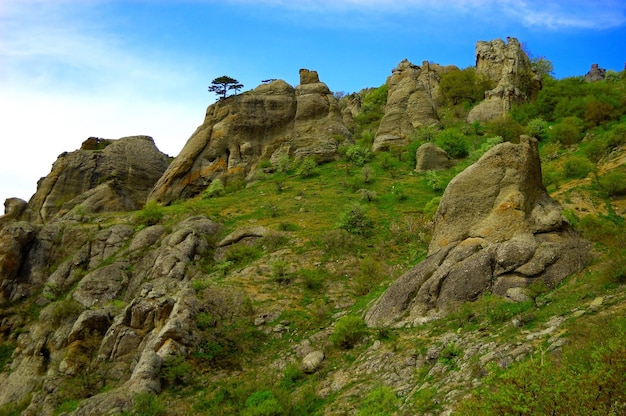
[1, 0, 625, 207]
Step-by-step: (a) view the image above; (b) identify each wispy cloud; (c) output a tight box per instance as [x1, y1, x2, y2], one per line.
[221, 0, 626, 30]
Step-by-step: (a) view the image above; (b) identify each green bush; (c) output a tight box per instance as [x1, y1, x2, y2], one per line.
[526, 117, 550, 140]
[297, 156, 318, 178]
[241, 390, 283, 416]
[356, 386, 399, 416]
[337, 203, 374, 236]
[133, 392, 164, 416]
[203, 178, 225, 198]
[331, 315, 367, 349]
[485, 115, 524, 142]
[549, 116, 584, 145]
[597, 168, 626, 196]
[160, 355, 193, 388]
[345, 144, 372, 166]
[563, 155, 595, 179]
[435, 129, 469, 158]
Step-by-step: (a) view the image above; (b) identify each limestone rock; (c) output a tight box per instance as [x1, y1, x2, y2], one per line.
[73, 262, 130, 307]
[415, 143, 452, 172]
[467, 37, 541, 123]
[302, 350, 325, 373]
[374, 60, 455, 151]
[584, 63, 606, 82]
[149, 71, 350, 204]
[26, 136, 169, 223]
[0, 221, 37, 303]
[365, 136, 591, 326]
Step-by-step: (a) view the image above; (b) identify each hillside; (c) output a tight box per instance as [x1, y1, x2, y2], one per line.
[1, 38, 625, 415]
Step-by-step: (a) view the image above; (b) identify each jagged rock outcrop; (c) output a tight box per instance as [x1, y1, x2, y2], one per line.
[25, 136, 169, 223]
[149, 69, 350, 204]
[584, 63, 606, 82]
[373, 60, 456, 151]
[0, 215, 220, 415]
[467, 37, 541, 123]
[365, 136, 591, 327]
[415, 143, 453, 172]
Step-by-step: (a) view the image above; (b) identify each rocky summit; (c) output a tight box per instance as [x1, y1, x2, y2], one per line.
[148, 69, 350, 205]
[0, 37, 625, 416]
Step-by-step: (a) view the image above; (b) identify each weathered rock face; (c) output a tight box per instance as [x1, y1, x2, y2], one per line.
[149, 69, 350, 204]
[26, 136, 169, 223]
[373, 60, 456, 151]
[0, 215, 220, 415]
[584, 63, 606, 82]
[467, 37, 541, 123]
[415, 143, 452, 172]
[365, 136, 591, 327]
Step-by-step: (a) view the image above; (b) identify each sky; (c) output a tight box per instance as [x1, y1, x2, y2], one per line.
[1, 0, 625, 208]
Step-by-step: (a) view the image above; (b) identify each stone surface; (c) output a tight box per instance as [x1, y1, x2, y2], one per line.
[584, 63, 606, 82]
[26, 136, 169, 223]
[149, 71, 350, 204]
[365, 136, 591, 326]
[373, 60, 456, 151]
[415, 143, 453, 172]
[302, 350, 325, 373]
[467, 37, 541, 123]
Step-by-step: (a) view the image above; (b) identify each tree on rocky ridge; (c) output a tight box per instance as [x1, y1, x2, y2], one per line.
[208, 75, 243, 100]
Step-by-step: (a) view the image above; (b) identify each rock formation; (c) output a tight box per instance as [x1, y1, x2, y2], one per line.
[25, 136, 169, 223]
[0, 215, 220, 414]
[584, 63, 606, 82]
[373, 60, 456, 151]
[148, 69, 350, 204]
[467, 37, 541, 123]
[365, 136, 591, 327]
[414, 143, 452, 172]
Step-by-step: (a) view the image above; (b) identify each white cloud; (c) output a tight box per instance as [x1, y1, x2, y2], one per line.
[221, 0, 626, 29]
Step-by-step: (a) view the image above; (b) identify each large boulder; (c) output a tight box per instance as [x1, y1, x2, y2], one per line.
[365, 136, 591, 327]
[26, 136, 169, 223]
[149, 70, 350, 204]
[467, 37, 541, 123]
[373, 60, 456, 151]
[415, 143, 452, 172]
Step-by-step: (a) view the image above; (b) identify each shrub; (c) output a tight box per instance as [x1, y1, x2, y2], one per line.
[297, 156, 318, 178]
[242, 390, 283, 416]
[345, 144, 372, 166]
[563, 155, 595, 179]
[353, 257, 384, 296]
[525, 117, 550, 140]
[435, 129, 469, 158]
[274, 153, 293, 173]
[317, 229, 359, 256]
[438, 343, 462, 368]
[424, 171, 445, 192]
[356, 386, 399, 416]
[337, 204, 374, 236]
[468, 136, 504, 162]
[597, 168, 626, 196]
[133, 392, 164, 416]
[160, 356, 193, 388]
[486, 115, 524, 142]
[281, 363, 305, 388]
[270, 259, 290, 284]
[331, 315, 367, 349]
[549, 116, 584, 145]
[202, 178, 225, 198]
